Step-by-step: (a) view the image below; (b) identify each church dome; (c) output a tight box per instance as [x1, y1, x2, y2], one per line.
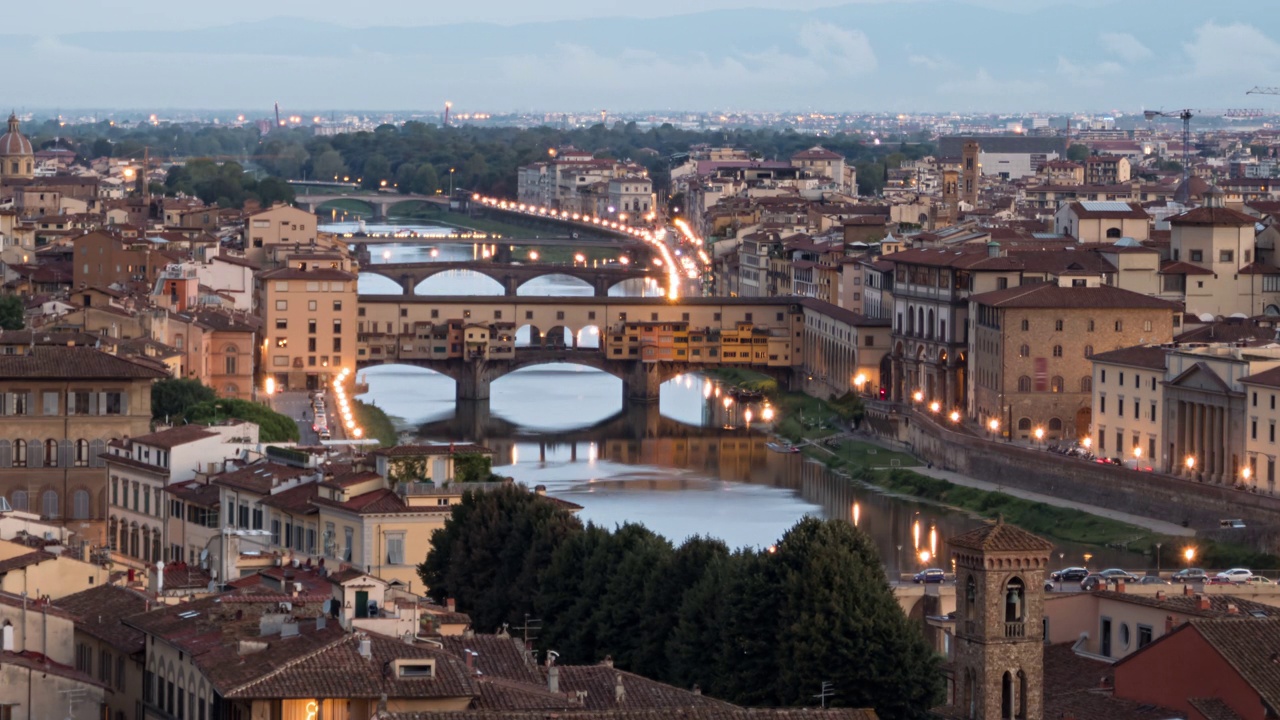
[0, 113, 33, 157]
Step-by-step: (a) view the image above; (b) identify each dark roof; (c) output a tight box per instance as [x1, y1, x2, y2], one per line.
[257, 267, 357, 281]
[0, 346, 169, 379]
[386, 710, 879, 720]
[1169, 206, 1257, 227]
[55, 585, 149, 655]
[312, 488, 454, 516]
[538, 664, 735, 713]
[1088, 346, 1168, 370]
[164, 480, 222, 506]
[438, 634, 541, 684]
[1177, 319, 1277, 344]
[125, 425, 218, 449]
[969, 284, 1179, 310]
[1193, 617, 1280, 711]
[210, 461, 314, 495]
[227, 632, 478, 700]
[1188, 697, 1244, 720]
[0, 551, 56, 573]
[948, 519, 1054, 553]
[1243, 366, 1280, 389]
[259, 482, 320, 516]
[1159, 260, 1215, 276]
[1040, 643, 1183, 720]
[371, 444, 494, 458]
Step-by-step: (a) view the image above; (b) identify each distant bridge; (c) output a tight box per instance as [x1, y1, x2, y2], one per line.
[357, 261, 661, 296]
[293, 192, 445, 220]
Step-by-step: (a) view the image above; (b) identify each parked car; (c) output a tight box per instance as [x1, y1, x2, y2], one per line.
[913, 568, 945, 584]
[1172, 568, 1208, 583]
[1080, 574, 1105, 591]
[1206, 576, 1235, 586]
[1137, 575, 1170, 585]
[1216, 568, 1254, 583]
[1097, 568, 1139, 582]
[1247, 576, 1274, 585]
[1051, 567, 1089, 583]
[1044, 578, 1056, 591]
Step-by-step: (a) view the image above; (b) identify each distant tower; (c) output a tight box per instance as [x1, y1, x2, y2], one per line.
[444, 101, 452, 127]
[0, 113, 35, 180]
[962, 141, 980, 207]
[939, 169, 960, 227]
[947, 519, 1053, 720]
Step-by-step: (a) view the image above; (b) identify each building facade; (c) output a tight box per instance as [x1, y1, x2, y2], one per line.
[256, 265, 358, 391]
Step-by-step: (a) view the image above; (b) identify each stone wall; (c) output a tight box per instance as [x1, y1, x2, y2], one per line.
[902, 412, 1280, 532]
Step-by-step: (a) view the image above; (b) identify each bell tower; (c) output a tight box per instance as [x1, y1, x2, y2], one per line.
[962, 141, 981, 207]
[947, 519, 1053, 720]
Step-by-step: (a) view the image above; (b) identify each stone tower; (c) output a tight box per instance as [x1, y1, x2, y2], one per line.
[948, 519, 1053, 720]
[961, 141, 980, 207]
[936, 169, 960, 228]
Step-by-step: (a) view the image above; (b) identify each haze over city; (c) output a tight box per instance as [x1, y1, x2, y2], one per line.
[5, 0, 1279, 111]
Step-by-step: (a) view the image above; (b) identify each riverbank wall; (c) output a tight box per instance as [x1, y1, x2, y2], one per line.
[870, 407, 1280, 549]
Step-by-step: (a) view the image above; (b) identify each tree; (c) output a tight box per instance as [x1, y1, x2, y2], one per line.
[361, 153, 391, 189]
[0, 295, 23, 330]
[418, 484, 582, 631]
[1067, 143, 1089, 163]
[410, 164, 439, 195]
[151, 378, 216, 422]
[453, 453, 496, 483]
[182, 398, 299, 442]
[312, 149, 347, 182]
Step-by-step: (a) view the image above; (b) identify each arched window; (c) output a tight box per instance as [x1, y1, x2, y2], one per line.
[966, 670, 977, 720]
[1017, 670, 1028, 719]
[12, 440, 25, 468]
[1017, 375, 1031, 392]
[10, 491, 26, 512]
[927, 309, 935, 338]
[1052, 345, 1063, 358]
[1084, 344, 1094, 357]
[1051, 376, 1064, 393]
[1081, 376, 1093, 392]
[44, 439, 58, 467]
[1017, 417, 1032, 431]
[1106, 227, 1123, 239]
[72, 490, 90, 520]
[74, 439, 90, 467]
[1002, 672, 1014, 719]
[1005, 577, 1026, 622]
[1019, 344, 1029, 358]
[1020, 319, 1029, 331]
[965, 575, 976, 616]
[41, 490, 59, 519]
[1054, 319, 1064, 331]
[1048, 417, 1063, 432]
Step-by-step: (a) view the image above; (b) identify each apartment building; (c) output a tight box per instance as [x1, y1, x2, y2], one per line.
[969, 281, 1177, 442]
[0, 347, 166, 542]
[1053, 201, 1150, 243]
[256, 265, 358, 391]
[1088, 346, 1168, 465]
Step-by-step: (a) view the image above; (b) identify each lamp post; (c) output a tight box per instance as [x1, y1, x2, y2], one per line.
[988, 418, 1000, 440]
[449, 168, 455, 196]
[1184, 546, 1196, 569]
[1156, 542, 1163, 573]
[1034, 427, 1045, 448]
[1185, 455, 1196, 479]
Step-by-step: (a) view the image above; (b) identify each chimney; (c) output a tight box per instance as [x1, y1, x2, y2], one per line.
[692, 684, 702, 696]
[1227, 603, 1239, 615]
[1183, 583, 1194, 596]
[614, 674, 626, 705]
[602, 655, 614, 669]
[1155, 590, 1165, 601]
[548, 665, 560, 695]
[446, 597, 456, 612]
[1114, 580, 1125, 593]
[535, 484, 547, 496]
[1196, 594, 1211, 611]
[465, 649, 476, 674]
[358, 636, 372, 660]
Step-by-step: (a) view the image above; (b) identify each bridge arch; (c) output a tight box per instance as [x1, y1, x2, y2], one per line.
[516, 273, 595, 296]
[315, 197, 376, 218]
[413, 270, 504, 296]
[515, 324, 543, 348]
[385, 198, 437, 216]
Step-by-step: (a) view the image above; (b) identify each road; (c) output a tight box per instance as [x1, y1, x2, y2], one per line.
[271, 390, 325, 445]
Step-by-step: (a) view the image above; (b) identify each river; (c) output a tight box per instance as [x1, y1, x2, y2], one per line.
[349, 228, 1147, 576]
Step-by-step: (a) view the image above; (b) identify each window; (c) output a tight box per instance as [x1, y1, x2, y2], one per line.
[333, 319, 342, 335]
[275, 300, 287, 311]
[343, 527, 354, 562]
[1220, 250, 1234, 263]
[1190, 250, 1203, 262]
[398, 662, 435, 678]
[1020, 319, 1029, 331]
[1143, 320, 1153, 332]
[104, 392, 123, 415]
[1114, 320, 1123, 332]
[1017, 375, 1031, 392]
[70, 391, 91, 414]
[308, 300, 317, 311]
[386, 532, 405, 565]
[334, 300, 343, 311]
[44, 439, 58, 467]
[41, 391, 57, 415]
[1051, 376, 1063, 393]
[271, 519, 281, 545]
[75, 439, 90, 467]
[1087, 319, 1095, 332]
[1081, 376, 1092, 392]
[1137, 624, 1153, 648]
[1054, 319, 1063, 332]
[1100, 395, 1106, 413]
[1052, 345, 1063, 357]
[12, 439, 25, 468]
[1019, 344, 1029, 358]
[42, 490, 58, 519]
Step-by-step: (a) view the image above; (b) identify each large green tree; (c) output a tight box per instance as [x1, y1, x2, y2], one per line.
[0, 295, 24, 330]
[418, 484, 582, 631]
[151, 378, 216, 422]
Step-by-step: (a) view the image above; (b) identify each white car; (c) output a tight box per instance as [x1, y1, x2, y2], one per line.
[1216, 568, 1253, 583]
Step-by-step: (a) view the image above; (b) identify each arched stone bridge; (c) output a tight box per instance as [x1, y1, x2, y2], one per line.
[358, 261, 661, 296]
[294, 193, 444, 220]
[356, 346, 796, 403]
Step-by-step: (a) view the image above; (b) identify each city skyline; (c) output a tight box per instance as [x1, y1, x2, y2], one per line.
[4, 0, 1278, 113]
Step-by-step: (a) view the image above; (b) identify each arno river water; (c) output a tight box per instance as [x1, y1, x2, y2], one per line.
[347, 223, 1143, 576]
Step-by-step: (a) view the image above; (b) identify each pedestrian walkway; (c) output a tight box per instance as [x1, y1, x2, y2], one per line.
[907, 465, 1194, 537]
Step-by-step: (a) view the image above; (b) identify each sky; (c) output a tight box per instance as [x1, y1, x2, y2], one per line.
[3, 0, 1278, 114]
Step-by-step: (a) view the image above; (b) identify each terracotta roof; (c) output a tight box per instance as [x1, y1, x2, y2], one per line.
[969, 283, 1179, 310]
[1243, 366, 1280, 389]
[1159, 260, 1215, 276]
[1176, 319, 1277, 344]
[1090, 590, 1275, 619]
[387, 709, 879, 720]
[1239, 261, 1280, 276]
[164, 480, 222, 506]
[259, 482, 320, 516]
[55, 585, 149, 655]
[791, 146, 844, 161]
[0, 650, 107, 690]
[947, 519, 1054, 553]
[226, 632, 479, 700]
[438, 634, 540, 685]
[312, 488, 453, 516]
[0, 550, 56, 573]
[1088, 346, 1168, 371]
[538, 664, 735, 713]
[1169, 206, 1257, 226]
[0, 346, 169, 379]
[210, 461, 314, 495]
[1192, 617, 1280, 711]
[257, 267, 356, 281]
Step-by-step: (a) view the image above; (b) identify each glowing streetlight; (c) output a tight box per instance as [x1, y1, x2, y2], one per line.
[528, 250, 539, 261]
[1185, 456, 1196, 471]
[762, 406, 775, 422]
[1034, 427, 1045, 442]
[929, 401, 941, 414]
[744, 408, 753, 424]
[264, 377, 276, 395]
[574, 253, 586, 264]
[1243, 465, 1253, 482]
[918, 549, 932, 565]
[988, 418, 1000, 433]
[949, 410, 961, 423]
[1082, 437, 1093, 449]
[853, 373, 867, 391]
[912, 390, 924, 403]
[1133, 446, 1143, 460]
[723, 397, 733, 409]
[1184, 547, 1196, 568]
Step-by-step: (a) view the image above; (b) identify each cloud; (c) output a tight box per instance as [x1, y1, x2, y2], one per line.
[796, 22, 877, 75]
[936, 68, 1046, 97]
[907, 54, 948, 71]
[1098, 32, 1151, 63]
[1183, 21, 1280, 77]
[1055, 56, 1123, 87]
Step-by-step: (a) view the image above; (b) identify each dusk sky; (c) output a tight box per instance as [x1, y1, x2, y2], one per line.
[4, 0, 1277, 113]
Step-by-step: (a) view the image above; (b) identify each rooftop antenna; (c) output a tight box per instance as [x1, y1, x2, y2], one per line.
[813, 681, 836, 709]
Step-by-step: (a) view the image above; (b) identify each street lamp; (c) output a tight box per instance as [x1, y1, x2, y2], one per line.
[1243, 465, 1253, 485]
[1082, 436, 1093, 450]
[918, 549, 932, 566]
[449, 168, 455, 196]
[949, 410, 961, 423]
[988, 418, 1000, 438]
[1155, 542, 1163, 573]
[1034, 427, 1045, 446]
[1185, 456, 1196, 474]
[929, 401, 941, 414]
[1183, 546, 1196, 568]
[853, 374, 867, 393]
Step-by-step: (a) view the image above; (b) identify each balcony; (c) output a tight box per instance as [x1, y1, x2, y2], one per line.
[1004, 621, 1026, 638]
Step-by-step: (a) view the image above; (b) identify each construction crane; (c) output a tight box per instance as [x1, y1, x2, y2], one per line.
[1247, 87, 1280, 95]
[1144, 108, 1197, 185]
